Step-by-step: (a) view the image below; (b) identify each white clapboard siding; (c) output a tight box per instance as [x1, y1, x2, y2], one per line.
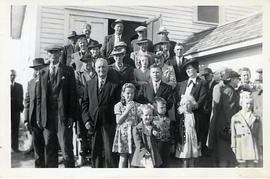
[38, 5, 261, 57]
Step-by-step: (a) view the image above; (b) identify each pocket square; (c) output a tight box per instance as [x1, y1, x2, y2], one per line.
[62, 76, 66, 80]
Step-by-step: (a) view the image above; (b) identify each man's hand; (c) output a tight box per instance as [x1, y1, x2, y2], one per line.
[85, 121, 91, 130]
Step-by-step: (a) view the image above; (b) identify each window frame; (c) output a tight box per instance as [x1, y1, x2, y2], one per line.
[193, 6, 222, 25]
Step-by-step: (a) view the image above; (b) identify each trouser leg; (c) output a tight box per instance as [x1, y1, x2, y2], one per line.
[43, 128, 58, 168]
[11, 112, 20, 151]
[32, 126, 45, 168]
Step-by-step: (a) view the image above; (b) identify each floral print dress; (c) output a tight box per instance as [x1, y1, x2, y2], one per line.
[112, 102, 140, 154]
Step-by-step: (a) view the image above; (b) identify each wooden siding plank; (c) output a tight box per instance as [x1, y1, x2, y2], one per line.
[41, 22, 64, 30]
[40, 32, 64, 40]
[41, 12, 64, 20]
[41, 17, 64, 25]
[41, 6, 65, 15]
[41, 28, 64, 34]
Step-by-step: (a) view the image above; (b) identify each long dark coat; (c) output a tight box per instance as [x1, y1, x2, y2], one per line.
[81, 76, 120, 167]
[174, 77, 208, 145]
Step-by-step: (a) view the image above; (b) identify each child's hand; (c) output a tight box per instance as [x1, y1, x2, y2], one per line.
[126, 101, 135, 112]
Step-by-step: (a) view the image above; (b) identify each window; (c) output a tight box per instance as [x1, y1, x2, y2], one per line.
[195, 6, 219, 24]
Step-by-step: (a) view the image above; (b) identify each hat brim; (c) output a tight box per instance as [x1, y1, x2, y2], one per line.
[136, 40, 149, 45]
[88, 44, 102, 49]
[67, 35, 79, 39]
[29, 64, 49, 69]
[111, 21, 123, 29]
[157, 31, 169, 35]
[154, 41, 170, 46]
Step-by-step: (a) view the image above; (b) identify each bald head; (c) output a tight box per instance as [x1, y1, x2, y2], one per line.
[95, 58, 108, 78]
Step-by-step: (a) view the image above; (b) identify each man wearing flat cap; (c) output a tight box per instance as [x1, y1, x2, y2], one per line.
[39, 44, 77, 167]
[207, 69, 241, 167]
[24, 58, 48, 167]
[130, 38, 156, 69]
[82, 23, 99, 46]
[61, 31, 80, 66]
[131, 26, 154, 53]
[101, 19, 131, 59]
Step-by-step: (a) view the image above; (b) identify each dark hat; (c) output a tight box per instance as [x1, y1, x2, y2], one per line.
[157, 26, 169, 35]
[77, 34, 87, 40]
[182, 58, 199, 70]
[201, 67, 213, 76]
[88, 41, 102, 50]
[256, 68, 262, 74]
[114, 41, 127, 49]
[223, 70, 240, 81]
[136, 38, 150, 45]
[111, 48, 125, 56]
[154, 36, 170, 46]
[135, 26, 147, 32]
[80, 54, 93, 63]
[111, 19, 124, 29]
[44, 44, 63, 52]
[67, 31, 78, 39]
[29, 58, 48, 69]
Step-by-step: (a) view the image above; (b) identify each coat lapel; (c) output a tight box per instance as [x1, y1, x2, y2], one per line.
[40, 66, 49, 96]
[91, 77, 99, 104]
[99, 79, 110, 105]
[191, 77, 200, 95]
[156, 82, 166, 96]
[148, 81, 155, 98]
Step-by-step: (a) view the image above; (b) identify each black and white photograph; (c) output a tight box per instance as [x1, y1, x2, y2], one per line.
[1, 1, 269, 178]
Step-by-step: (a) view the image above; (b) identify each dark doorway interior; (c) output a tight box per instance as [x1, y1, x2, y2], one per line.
[108, 19, 145, 42]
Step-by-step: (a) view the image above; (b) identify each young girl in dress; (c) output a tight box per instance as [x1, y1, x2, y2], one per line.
[131, 104, 162, 168]
[175, 94, 201, 167]
[231, 91, 262, 167]
[112, 83, 140, 168]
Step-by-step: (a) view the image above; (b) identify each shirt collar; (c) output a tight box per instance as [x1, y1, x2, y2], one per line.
[188, 77, 197, 85]
[50, 62, 59, 71]
[153, 80, 161, 86]
[98, 76, 107, 83]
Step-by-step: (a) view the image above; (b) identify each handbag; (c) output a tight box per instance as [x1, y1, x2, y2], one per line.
[140, 154, 154, 168]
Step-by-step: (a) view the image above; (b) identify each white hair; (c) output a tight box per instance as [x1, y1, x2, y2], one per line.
[95, 58, 108, 66]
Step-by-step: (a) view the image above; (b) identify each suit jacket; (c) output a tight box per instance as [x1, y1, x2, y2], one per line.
[11, 82, 24, 113]
[166, 56, 188, 82]
[61, 44, 76, 66]
[131, 122, 162, 167]
[39, 63, 76, 128]
[174, 77, 208, 143]
[24, 77, 41, 129]
[204, 80, 218, 115]
[101, 34, 131, 58]
[136, 81, 173, 110]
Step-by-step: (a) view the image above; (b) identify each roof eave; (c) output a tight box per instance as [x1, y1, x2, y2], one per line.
[184, 37, 262, 59]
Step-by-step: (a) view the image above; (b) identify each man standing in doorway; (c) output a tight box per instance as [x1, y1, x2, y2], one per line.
[10, 69, 24, 153]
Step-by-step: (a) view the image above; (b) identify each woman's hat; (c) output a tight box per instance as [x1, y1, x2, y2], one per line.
[44, 44, 63, 52]
[157, 26, 169, 35]
[136, 38, 150, 45]
[154, 36, 170, 46]
[29, 58, 48, 69]
[182, 58, 199, 71]
[88, 42, 102, 50]
[67, 31, 78, 39]
[135, 26, 147, 32]
[114, 41, 127, 49]
[111, 48, 125, 56]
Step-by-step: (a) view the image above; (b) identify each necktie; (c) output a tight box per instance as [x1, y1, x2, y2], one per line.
[154, 82, 158, 94]
[99, 79, 105, 92]
[188, 80, 194, 87]
[50, 65, 56, 80]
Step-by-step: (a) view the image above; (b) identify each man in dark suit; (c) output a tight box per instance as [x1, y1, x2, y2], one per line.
[39, 44, 77, 168]
[81, 58, 120, 168]
[101, 19, 131, 59]
[130, 26, 154, 53]
[136, 64, 173, 109]
[60, 31, 80, 66]
[174, 59, 208, 165]
[24, 58, 48, 167]
[166, 43, 188, 82]
[10, 69, 24, 152]
[82, 23, 99, 46]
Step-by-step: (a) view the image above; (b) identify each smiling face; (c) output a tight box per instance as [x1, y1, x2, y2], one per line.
[122, 87, 135, 103]
[95, 59, 108, 78]
[78, 37, 88, 52]
[114, 23, 124, 35]
[150, 67, 162, 82]
[90, 47, 100, 58]
[185, 64, 197, 78]
[140, 56, 149, 69]
[141, 108, 153, 126]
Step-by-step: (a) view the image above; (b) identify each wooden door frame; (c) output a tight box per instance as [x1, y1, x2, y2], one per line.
[64, 7, 151, 43]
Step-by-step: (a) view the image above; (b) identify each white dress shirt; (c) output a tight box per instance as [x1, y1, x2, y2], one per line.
[152, 80, 161, 94]
[49, 62, 59, 75]
[185, 77, 197, 95]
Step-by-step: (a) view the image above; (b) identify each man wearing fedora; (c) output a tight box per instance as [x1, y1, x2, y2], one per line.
[61, 31, 80, 66]
[130, 38, 156, 69]
[82, 23, 99, 46]
[101, 19, 131, 59]
[39, 44, 77, 167]
[166, 43, 188, 83]
[24, 58, 48, 167]
[156, 26, 176, 60]
[130, 26, 154, 53]
[10, 69, 24, 153]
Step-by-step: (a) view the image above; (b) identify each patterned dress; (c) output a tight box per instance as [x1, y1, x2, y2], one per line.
[175, 113, 201, 158]
[112, 101, 140, 154]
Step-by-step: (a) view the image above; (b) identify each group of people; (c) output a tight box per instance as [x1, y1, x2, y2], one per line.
[10, 19, 263, 168]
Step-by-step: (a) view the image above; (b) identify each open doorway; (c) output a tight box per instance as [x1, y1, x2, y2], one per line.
[108, 19, 145, 42]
